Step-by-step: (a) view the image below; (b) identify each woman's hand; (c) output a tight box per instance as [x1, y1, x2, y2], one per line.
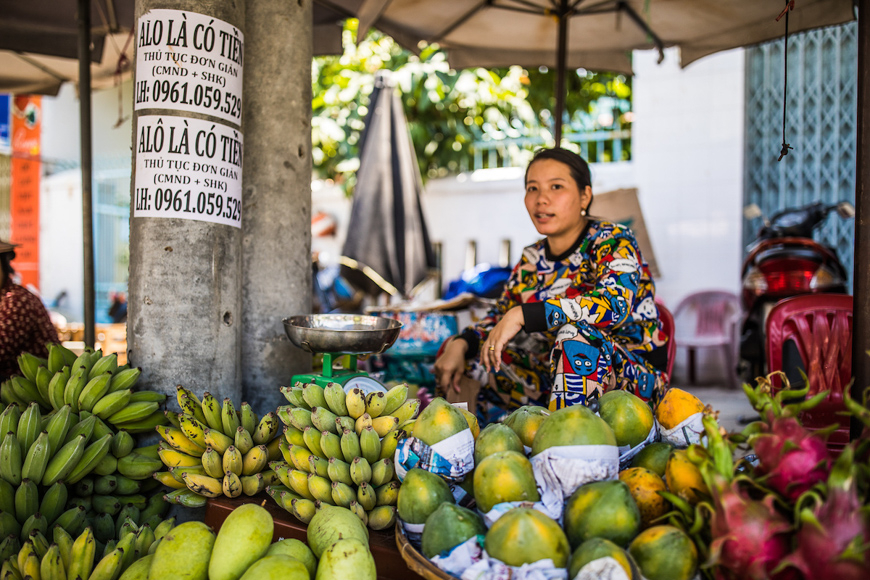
[481, 306, 525, 373]
[434, 338, 469, 393]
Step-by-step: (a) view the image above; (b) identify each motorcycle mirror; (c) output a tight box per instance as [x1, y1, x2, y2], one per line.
[836, 201, 855, 219]
[743, 204, 764, 221]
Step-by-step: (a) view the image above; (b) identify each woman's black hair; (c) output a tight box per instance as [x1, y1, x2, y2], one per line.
[1, 251, 15, 287]
[525, 147, 594, 212]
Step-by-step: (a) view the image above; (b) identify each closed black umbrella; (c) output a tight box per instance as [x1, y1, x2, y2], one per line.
[341, 70, 435, 298]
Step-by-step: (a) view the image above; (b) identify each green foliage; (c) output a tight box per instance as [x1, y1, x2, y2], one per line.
[312, 21, 632, 192]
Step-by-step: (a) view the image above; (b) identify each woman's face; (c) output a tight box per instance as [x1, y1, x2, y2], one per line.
[524, 158, 591, 240]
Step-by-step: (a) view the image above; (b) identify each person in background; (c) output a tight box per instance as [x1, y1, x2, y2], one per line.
[108, 291, 128, 323]
[433, 148, 669, 423]
[0, 240, 59, 380]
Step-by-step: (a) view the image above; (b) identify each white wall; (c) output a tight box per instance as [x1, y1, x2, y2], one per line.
[40, 170, 84, 321]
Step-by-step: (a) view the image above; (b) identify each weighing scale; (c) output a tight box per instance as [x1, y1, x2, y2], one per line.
[282, 314, 403, 395]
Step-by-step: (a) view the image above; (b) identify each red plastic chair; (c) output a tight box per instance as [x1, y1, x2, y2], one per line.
[672, 290, 740, 388]
[765, 294, 852, 449]
[657, 301, 677, 382]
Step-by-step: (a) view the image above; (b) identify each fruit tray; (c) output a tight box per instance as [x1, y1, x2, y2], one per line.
[395, 523, 454, 580]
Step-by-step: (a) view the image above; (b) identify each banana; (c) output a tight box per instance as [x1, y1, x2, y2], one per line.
[306, 474, 333, 504]
[345, 388, 366, 419]
[89, 544, 124, 580]
[283, 425, 305, 447]
[107, 402, 159, 425]
[241, 445, 268, 476]
[323, 382, 348, 416]
[371, 415, 400, 437]
[240, 473, 265, 496]
[65, 433, 114, 485]
[354, 413, 372, 436]
[287, 444, 313, 473]
[41, 433, 86, 486]
[239, 402, 257, 435]
[0, 510, 21, 541]
[359, 426, 381, 464]
[35, 366, 53, 407]
[157, 446, 201, 469]
[302, 427, 326, 459]
[134, 523, 156, 557]
[93, 475, 118, 495]
[357, 481, 377, 511]
[233, 427, 254, 455]
[278, 438, 293, 465]
[1, 379, 27, 408]
[370, 458, 395, 487]
[392, 398, 420, 425]
[350, 456, 372, 486]
[47, 367, 71, 411]
[53, 506, 87, 539]
[17, 353, 43, 384]
[278, 385, 295, 405]
[157, 426, 204, 457]
[222, 470, 242, 498]
[302, 383, 328, 410]
[203, 428, 233, 455]
[336, 415, 356, 434]
[21, 514, 47, 542]
[382, 383, 409, 416]
[117, 530, 138, 571]
[31, 529, 51, 560]
[365, 391, 387, 418]
[265, 436, 282, 462]
[183, 472, 223, 498]
[340, 429, 362, 464]
[164, 488, 208, 508]
[260, 469, 281, 488]
[117, 503, 140, 532]
[0, 533, 19, 563]
[200, 447, 224, 479]
[368, 505, 397, 530]
[375, 480, 400, 506]
[111, 431, 135, 459]
[253, 412, 278, 445]
[46, 344, 66, 375]
[310, 407, 339, 435]
[1, 432, 23, 485]
[288, 408, 313, 432]
[128, 391, 166, 404]
[63, 414, 95, 445]
[62, 367, 88, 412]
[108, 367, 141, 393]
[285, 469, 315, 500]
[77, 372, 114, 413]
[39, 543, 64, 580]
[199, 392, 223, 432]
[88, 353, 118, 381]
[308, 455, 329, 478]
[92, 494, 121, 516]
[319, 431, 342, 460]
[44, 405, 73, 455]
[271, 460, 292, 486]
[17, 402, 41, 458]
[287, 386, 310, 409]
[326, 457, 354, 486]
[153, 517, 176, 542]
[53, 525, 74, 570]
[176, 387, 207, 426]
[92, 389, 132, 420]
[117, 453, 163, 480]
[21, 431, 50, 483]
[21, 550, 41, 580]
[10, 376, 45, 409]
[154, 470, 186, 489]
[379, 429, 402, 461]
[170, 465, 206, 484]
[222, 446, 242, 476]
[14, 479, 38, 524]
[330, 481, 356, 508]
[0, 404, 21, 439]
[178, 415, 207, 449]
[67, 527, 96, 580]
[111, 411, 166, 434]
[74, 477, 94, 496]
[37, 482, 66, 528]
[0, 478, 12, 514]
[92, 454, 118, 476]
[290, 498, 316, 524]
[220, 398, 240, 435]
[348, 500, 368, 526]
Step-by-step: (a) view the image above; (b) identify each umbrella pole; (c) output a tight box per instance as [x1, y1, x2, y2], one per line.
[852, 0, 869, 439]
[77, 0, 95, 348]
[554, 0, 568, 146]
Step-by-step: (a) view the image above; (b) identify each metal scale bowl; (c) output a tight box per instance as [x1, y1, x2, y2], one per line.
[282, 314, 402, 394]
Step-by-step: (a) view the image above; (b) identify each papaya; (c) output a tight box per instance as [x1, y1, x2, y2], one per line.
[628, 525, 698, 580]
[209, 503, 274, 580]
[421, 503, 486, 559]
[564, 480, 641, 548]
[413, 398, 470, 446]
[396, 468, 454, 524]
[629, 442, 673, 477]
[530, 405, 616, 456]
[473, 450, 540, 513]
[618, 467, 670, 529]
[457, 407, 480, 440]
[315, 538, 376, 580]
[307, 505, 369, 559]
[655, 388, 704, 430]
[485, 508, 570, 568]
[148, 521, 215, 580]
[598, 390, 654, 448]
[503, 406, 549, 448]
[568, 538, 638, 580]
[473, 424, 523, 464]
[665, 449, 707, 505]
[239, 555, 309, 580]
[265, 538, 318, 579]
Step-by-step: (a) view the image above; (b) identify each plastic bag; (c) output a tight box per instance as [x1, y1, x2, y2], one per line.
[530, 445, 620, 521]
[395, 428, 475, 483]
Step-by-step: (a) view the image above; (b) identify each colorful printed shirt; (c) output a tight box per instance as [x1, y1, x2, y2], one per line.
[0, 283, 59, 380]
[461, 220, 668, 370]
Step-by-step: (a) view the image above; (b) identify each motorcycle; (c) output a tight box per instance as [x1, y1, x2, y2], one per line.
[738, 200, 855, 381]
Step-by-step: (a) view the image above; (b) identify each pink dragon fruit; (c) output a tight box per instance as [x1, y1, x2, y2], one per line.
[706, 474, 794, 580]
[780, 447, 870, 580]
[752, 414, 831, 501]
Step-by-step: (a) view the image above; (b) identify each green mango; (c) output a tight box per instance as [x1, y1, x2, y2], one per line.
[314, 539, 375, 580]
[208, 504, 274, 580]
[147, 521, 214, 580]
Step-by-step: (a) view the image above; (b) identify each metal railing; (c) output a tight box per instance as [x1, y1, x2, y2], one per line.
[469, 129, 631, 171]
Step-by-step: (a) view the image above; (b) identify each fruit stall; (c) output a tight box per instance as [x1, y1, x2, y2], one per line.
[1, 314, 869, 580]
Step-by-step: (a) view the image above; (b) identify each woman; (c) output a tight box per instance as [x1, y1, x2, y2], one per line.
[434, 148, 669, 421]
[0, 241, 59, 381]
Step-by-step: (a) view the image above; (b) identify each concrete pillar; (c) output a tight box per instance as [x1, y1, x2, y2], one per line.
[129, 0, 245, 404]
[240, 0, 312, 412]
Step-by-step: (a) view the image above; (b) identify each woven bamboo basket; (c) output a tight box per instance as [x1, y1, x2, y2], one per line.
[394, 522, 455, 580]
